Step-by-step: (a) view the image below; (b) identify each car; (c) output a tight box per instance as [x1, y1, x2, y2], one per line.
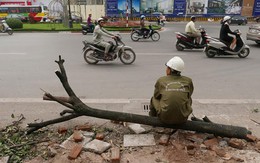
[71, 14, 82, 23]
[246, 24, 260, 44]
[6, 13, 28, 22]
[230, 15, 247, 25]
[220, 16, 247, 25]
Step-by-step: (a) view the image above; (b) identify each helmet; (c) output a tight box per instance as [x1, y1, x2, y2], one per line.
[166, 56, 185, 72]
[191, 15, 196, 21]
[2, 20, 6, 23]
[97, 17, 104, 23]
[140, 15, 145, 19]
[223, 16, 231, 22]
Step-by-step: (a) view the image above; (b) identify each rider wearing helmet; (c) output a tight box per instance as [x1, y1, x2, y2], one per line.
[149, 56, 194, 124]
[220, 16, 238, 50]
[140, 15, 150, 38]
[1, 20, 8, 32]
[185, 16, 201, 45]
[93, 17, 116, 60]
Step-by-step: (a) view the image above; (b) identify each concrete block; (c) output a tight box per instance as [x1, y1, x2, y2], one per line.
[60, 133, 92, 150]
[83, 139, 111, 154]
[123, 134, 156, 147]
[128, 123, 146, 134]
[0, 156, 9, 163]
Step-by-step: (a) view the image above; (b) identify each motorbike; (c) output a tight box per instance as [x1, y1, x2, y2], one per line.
[157, 17, 165, 27]
[80, 23, 94, 35]
[175, 27, 212, 51]
[131, 24, 160, 42]
[82, 34, 136, 64]
[204, 29, 250, 58]
[0, 21, 13, 35]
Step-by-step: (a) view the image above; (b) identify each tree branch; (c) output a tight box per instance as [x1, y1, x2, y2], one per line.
[26, 56, 254, 140]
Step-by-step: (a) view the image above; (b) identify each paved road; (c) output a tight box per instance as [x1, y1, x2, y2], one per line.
[0, 22, 259, 100]
[0, 22, 259, 137]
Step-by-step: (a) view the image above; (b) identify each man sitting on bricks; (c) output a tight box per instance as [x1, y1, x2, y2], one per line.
[149, 56, 194, 124]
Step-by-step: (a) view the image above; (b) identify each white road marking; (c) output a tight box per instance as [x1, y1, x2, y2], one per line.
[0, 53, 27, 55]
[136, 53, 186, 56]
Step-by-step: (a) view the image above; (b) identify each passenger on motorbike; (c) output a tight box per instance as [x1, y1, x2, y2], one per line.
[219, 16, 240, 50]
[0, 20, 8, 32]
[140, 15, 150, 38]
[93, 17, 117, 60]
[185, 16, 201, 45]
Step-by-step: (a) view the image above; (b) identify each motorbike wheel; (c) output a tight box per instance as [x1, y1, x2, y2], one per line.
[176, 41, 184, 51]
[83, 49, 99, 64]
[238, 48, 250, 58]
[131, 31, 140, 42]
[205, 47, 216, 58]
[119, 49, 136, 65]
[151, 32, 160, 41]
[7, 30, 13, 35]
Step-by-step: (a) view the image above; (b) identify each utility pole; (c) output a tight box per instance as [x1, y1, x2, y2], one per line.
[68, 0, 73, 28]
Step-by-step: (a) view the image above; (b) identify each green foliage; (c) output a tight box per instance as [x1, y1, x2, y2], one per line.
[6, 18, 23, 29]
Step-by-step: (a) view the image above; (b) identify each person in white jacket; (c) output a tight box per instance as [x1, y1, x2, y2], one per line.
[185, 16, 201, 44]
[93, 18, 116, 61]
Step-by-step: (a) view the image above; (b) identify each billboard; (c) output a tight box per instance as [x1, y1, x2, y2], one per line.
[106, 0, 246, 17]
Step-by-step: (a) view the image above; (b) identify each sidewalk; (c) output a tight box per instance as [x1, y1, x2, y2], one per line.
[1, 98, 259, 137]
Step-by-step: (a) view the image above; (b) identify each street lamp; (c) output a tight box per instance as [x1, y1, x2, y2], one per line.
[68, 0, 73, 28]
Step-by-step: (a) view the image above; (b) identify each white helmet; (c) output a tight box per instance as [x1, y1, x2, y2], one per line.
[166, 56, 184, 72]
[2, 20, 6, 23]
[223, 16, 231, 22]
[140, 15, 145, 19]
[97, 17, 104, 23]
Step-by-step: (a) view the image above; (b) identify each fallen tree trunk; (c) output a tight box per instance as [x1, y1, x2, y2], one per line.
[27, 56, 252, 140]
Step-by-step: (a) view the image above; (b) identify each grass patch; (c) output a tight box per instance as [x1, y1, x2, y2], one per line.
[13, 23, 161, 32]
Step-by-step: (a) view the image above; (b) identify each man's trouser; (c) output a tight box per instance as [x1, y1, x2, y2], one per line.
[96, 41, 112, 55]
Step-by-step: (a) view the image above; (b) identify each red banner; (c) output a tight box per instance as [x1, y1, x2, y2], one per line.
[0, 1, 32, 6]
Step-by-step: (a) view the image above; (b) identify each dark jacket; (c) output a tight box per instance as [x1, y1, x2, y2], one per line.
[151, 74, 194, 124]
[220, 22, 236, 42]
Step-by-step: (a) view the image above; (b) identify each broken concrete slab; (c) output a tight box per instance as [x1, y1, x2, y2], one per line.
[0, 156, 9, 163]
[123, 134, 156, 147]
[128, 123, 146, 134]
[83, 139, 111, 154]
[60, 133, 93, 150]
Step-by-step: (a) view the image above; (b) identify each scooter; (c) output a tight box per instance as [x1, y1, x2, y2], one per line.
[130, 24, 160, 41]
[0, 20, 13, 35]
[204, 29, 250, 58]
[82, 34, 136, 64]
[175, 27, 212, 51]
[80, 23, 94, 35]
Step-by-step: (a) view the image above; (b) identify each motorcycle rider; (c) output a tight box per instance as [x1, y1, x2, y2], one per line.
[93, 17, 116, 60]
[185, 16, 201, 45]
[220, 16, 239, 50]
[140, 15, 150, 38]
[149, 56, 194, 124]
[87, 14, 94, 32]
[0, 20, 8, 32]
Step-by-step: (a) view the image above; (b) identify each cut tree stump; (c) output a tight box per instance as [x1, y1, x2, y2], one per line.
[26, 56, 252, 140]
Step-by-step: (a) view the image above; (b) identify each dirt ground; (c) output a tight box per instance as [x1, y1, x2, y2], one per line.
[1, 118, 260, 163]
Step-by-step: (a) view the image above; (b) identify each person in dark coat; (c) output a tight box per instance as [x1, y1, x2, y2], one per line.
[219, 16, 240, 50]
[149, 56, 194, 124]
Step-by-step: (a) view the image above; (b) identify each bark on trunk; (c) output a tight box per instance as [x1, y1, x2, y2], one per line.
[26, 56, 252, 140]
